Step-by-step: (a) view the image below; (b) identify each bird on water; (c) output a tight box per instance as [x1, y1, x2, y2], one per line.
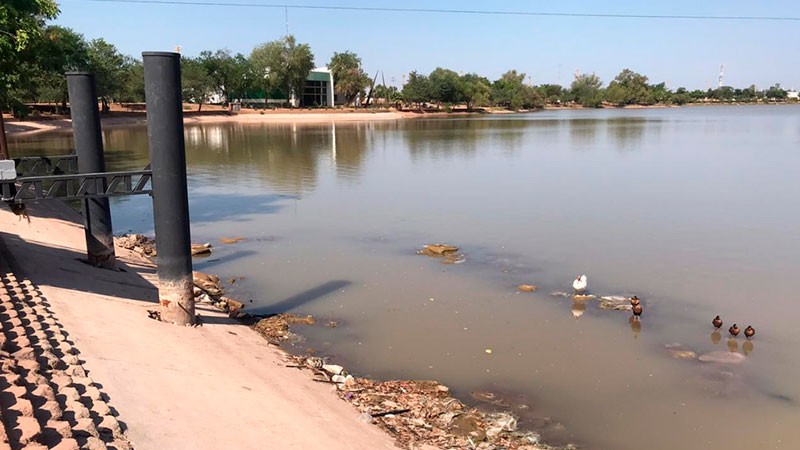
[729, 324, 740, 337]
[712, 315, 723, 329]
[632, 303, 643, 318]
[744, 326, 756, 339]
[573, 275, 588, 293]
[629, 296, 640, 307]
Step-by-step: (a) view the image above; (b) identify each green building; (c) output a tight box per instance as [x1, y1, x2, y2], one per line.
[243, 67, 334, 108]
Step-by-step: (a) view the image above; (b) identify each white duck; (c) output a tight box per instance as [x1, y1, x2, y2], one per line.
[572, 274, 588, 293]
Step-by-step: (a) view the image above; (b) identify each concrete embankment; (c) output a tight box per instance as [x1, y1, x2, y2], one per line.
[0, 200, 396, 450]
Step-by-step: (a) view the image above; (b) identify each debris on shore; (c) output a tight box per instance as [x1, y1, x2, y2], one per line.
[191, 242, 213, 256]
[115, 233, 213, 257]
[115, 234, 157, 257]
[252, 314, 316, 344]
[418, 244, 466, 265]
[191, 270, 245, 315]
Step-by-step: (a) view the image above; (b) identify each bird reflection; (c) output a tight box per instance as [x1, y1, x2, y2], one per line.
[710, 330, 721, 345]
[571, 299, 586, 319]
[743, 340, 754, 356]
[628, 315, 641, 338]
[727, 338, 739, 353]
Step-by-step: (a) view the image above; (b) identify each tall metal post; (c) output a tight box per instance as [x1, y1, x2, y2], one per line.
[0, 110, 9, 160]
[66, 72, 117, 270]
[142, 52, 195, 326]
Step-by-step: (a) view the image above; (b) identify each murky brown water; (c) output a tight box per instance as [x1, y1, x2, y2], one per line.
[10, 106, 800, 449]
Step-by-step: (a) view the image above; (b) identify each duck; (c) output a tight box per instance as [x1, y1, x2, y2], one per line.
[712, 315, 723, 329]
[572, 275, 588, 293]
[744, 326, 755, 339]
[729, 324, 740, 337]
[629, 296, 640, 307]
[632, 303, 643, 317]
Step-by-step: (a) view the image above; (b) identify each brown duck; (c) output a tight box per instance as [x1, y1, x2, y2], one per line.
[729, 324, 740, 337]
[712, 315, 723, 329]
[744, 326, 755, 339]
[629, 296, 640, 307]
[632, 303, 643, 317]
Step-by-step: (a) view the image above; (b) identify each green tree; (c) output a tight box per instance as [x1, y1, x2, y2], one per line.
[0, 0, 60, 157]
[569, 72, 603, 108]
[537, 84, 564, 105]
[460, 73, 491, 110]
[765, 84, 787, 100]
[328, 51, 369, 106]
[605, 69, 651, 106]
[401, 71, 431, 109]
[428, 67, 464, 106]
[117, 59, 145, 103]
[198, 49, 253, 104]
[491, 70, 528, 110]
[180, 57, 214, 111]
[86, 38, 130, 111]
[23, 26, 88, 108]
[250, 35, 314, 107]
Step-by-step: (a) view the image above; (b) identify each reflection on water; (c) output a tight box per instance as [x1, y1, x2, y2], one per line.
[728, 338, 740, 353]
[9, 105, 800, 450]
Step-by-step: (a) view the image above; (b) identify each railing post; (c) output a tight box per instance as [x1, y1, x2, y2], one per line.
[142, 52, 195, 326]
[66, 72, 117, 270]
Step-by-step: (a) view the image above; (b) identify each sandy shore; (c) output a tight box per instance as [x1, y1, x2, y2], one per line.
[3, 110, 418, 137]
[0, 201, 397, 450]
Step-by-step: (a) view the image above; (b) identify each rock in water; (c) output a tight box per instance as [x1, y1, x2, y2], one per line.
[699, 351, 746, 364]
[518, 284, 537, 293]
[191, 243, 213, 256]
[220, 236, 245, 244]
[599, 296, 633, 311]
[418, 244, 459, 256]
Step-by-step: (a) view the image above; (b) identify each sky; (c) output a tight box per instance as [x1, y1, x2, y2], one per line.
[53, 0, 800, 90]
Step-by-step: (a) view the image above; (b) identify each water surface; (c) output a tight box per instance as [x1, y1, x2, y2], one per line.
[10, 106, 800, 450]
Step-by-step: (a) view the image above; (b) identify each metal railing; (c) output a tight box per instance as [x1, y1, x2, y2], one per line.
[1, 166, 152, 202]
[13, 154, 78, 177]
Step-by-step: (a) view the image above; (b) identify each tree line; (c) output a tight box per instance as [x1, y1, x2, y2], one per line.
[1, 1, 796, 121]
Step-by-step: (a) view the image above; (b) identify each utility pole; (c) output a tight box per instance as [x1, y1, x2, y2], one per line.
[718, 64, 724, 88]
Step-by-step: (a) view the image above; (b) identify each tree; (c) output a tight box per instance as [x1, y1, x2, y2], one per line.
[23, 26, 89, 109]
[491, 70, 527, 110]
[198, 49, 253, 104]
[460, 73, 491, 110]
[329, 51, 369, 106]
[401, 71, 431, 109]
[765, 84, 787, 100]
[250, 35, 314, 107]
[117, 59, 145, 103]
[428, 67, 464, 106]
[180, 57, 214, 111]
[537, 84, 564, 105]
[86, 39, 129, 112]
[605, 69, 650, 106]
[569, 72, 603, 108]
[0, 0, 60, 158]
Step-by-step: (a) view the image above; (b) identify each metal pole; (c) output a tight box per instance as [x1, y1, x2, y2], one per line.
[66, 72, 117, 270]
[142, 52, 195, 326]
[0, 110, 9, 160]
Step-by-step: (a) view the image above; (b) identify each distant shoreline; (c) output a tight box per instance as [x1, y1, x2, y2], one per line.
[4, 102, 797, 137]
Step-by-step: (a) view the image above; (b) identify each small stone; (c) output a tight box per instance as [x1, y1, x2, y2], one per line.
[66, 400, 92, 419]
[517, 284, 537, 293]
[84, 386, 103, 401]
[65, 365, 87, 378]
[35, 400, 63, 421]
[79, 436, 107, 450]
[108, 440, 134, 450]
[50, 373, 74, 389]
[219, 236, 245, 244]
[90, 400, 112, 416]
[45, 419, 73, 439]
[59, 386, 81, 402]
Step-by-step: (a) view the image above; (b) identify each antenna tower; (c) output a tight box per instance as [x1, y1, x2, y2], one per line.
[718, 64, 724, 88]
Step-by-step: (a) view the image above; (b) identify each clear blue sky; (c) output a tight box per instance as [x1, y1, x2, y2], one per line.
[55, 0, 799, 90]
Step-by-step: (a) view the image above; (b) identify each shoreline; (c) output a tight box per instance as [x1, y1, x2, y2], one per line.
[0, 202, 561, 449]
[5, 101, 796, 137]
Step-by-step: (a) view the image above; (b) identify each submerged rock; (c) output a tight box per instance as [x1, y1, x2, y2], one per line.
[418, 244, 459, 256]
[572, 294, 596, 301]
[253, 314, 315, 343]
[418, 244, 465, 265]
[599, 296, 633, 311]
[518, 285, 538, 293]
[219, 236, 245, 244]
[699, 351, 746, 364]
